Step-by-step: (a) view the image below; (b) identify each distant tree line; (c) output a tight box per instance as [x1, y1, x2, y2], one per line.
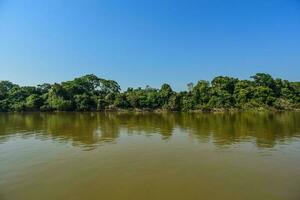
[0, 73, 299, 112]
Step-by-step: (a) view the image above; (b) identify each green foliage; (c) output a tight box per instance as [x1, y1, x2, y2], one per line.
[114, 93, 130, 108]
[165, 93, 181, 111]
[233, 80, 253, 107]
[0, 73, 299, 112]
[159, 83, 173, 108]
[74, 94, 96, 111]
[192, 80, 210, 105]
[251, 73, 275, 89]
[25, 94, 44, 111]
[180, 92, 195, 111]
[252, 86, 275, 106]
[0, 81, 16, 100]
[211, 76, 238, 94]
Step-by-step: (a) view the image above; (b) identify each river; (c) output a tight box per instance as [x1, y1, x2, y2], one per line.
[0, 112, 300, 200]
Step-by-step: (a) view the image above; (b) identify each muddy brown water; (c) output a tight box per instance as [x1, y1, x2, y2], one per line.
[0, 112, 300, 200]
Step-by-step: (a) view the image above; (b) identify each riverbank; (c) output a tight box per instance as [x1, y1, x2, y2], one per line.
[1, 73, 299, 113]
[1, 107, 299, 113]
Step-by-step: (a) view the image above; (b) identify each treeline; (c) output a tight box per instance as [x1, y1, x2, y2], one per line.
[0, 73, 299, 112]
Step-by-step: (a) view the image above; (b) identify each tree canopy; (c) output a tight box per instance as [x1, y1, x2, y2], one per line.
[0, 73, 299, 112]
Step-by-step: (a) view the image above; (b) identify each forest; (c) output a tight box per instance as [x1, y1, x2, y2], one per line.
[0, 73, 299, 112]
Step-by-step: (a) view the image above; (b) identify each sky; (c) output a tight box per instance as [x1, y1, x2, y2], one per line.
[0, 0, 300, 91]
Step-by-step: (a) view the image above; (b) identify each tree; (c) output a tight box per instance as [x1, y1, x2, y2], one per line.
[251, 73, 275, 91]
[25, 94, 43, 111]
[47, 84, 74, 111]
[211, 76, 238, 94]
[74, 94, 96, 111]
[192, 80, 210, 106]
[209, 76, 238, 108]
[159, 83, 173, 108]
[114, 93, 129, 108]
[0, 81, 16, 100]
[233, 80, 253, 106]
[180, 92, 195, 111]
[37, 83, 51, 94]
[165, 93, 181, 111]
[252, 86, 275, 106]
[0, 73, 299, 112]
[187, 83, 194, 92]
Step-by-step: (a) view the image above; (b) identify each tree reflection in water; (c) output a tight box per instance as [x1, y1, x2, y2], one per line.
[0, 112, 299, 149]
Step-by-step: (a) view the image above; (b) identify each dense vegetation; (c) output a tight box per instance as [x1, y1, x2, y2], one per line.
[0, 73, 299, 112]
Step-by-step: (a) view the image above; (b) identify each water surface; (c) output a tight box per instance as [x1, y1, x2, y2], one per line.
[0, 112, 300, 200]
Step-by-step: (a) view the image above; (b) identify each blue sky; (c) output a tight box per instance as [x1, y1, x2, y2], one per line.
[0, 0, 300, 90]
